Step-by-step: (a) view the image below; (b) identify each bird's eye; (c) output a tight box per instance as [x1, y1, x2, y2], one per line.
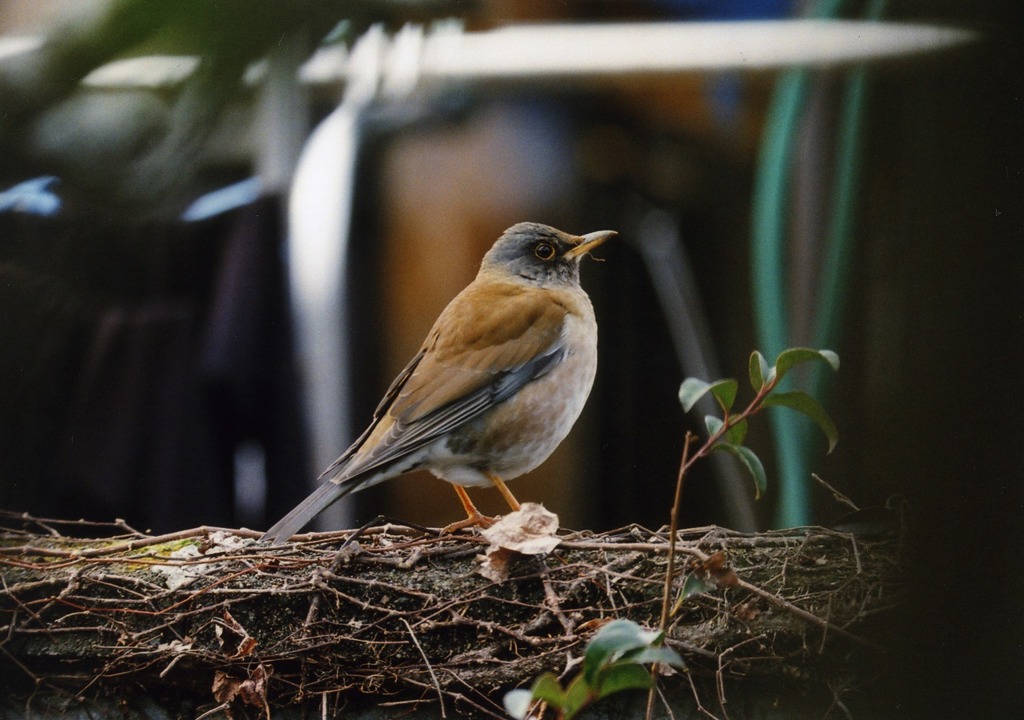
[534, 242, 556, 261]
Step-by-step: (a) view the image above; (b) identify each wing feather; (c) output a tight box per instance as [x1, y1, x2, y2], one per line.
[323, 281, 570, 484]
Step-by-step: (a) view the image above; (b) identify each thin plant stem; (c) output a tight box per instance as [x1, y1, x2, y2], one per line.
[681, 378, 777, 479]
[660, 431, 695, 633]
[646, 377, 779, 720]
[647, 431, 695, 720]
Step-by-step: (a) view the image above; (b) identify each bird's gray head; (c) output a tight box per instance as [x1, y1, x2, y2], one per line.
[480, 222, 616, 286]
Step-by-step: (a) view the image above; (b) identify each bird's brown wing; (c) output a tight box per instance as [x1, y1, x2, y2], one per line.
[325, 281, 572, 483]
[313, 343, 429, 482]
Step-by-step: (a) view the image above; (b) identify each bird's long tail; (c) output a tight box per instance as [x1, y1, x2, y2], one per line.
[260, 480, 352, 544]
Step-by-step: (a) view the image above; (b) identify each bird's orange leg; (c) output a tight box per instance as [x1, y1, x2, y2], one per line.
[441, 485, 495, 533]
[487, 472, 522, 512]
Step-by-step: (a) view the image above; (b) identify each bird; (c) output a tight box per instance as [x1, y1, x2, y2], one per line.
[261, 222, 615, 544]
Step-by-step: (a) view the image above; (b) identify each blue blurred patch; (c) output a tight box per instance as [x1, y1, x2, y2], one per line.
[181, 177, 262, 222]
[652, 0, 793, 19]
[0, 176, 62, 216]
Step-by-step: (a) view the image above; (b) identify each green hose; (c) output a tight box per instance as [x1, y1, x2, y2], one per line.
[751, 0, 883, 527]
[751, 63, 813, 528]
[811, 0, 888, 393]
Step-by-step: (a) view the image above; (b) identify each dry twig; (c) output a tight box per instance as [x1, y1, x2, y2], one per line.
[0, 511, 901, 717]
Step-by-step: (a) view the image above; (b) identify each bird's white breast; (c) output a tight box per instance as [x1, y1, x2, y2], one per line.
[426, 289, 597, 488]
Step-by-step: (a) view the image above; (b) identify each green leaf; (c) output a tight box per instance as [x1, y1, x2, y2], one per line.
[772, 347, 840, 384]
[672, 573, 712, 615]
[529, 672, 566, 706]
[714, 442, 767, 499]
[582, 620, 658, 684]
[503, 689, 536, 719]
[563, 675, 597, 720]
[679, 378, 710, 412]
[749, 350, 769, 390]
[627, 645, 686, 670]
[683, 573, 713, 598]
[710, 379, 738, 413]
[818, 349, 840, 371]
[594, 663, 653, 697]
[672, 574, 712, 615]
[705, 415, 748, 446]
[679, 378, 738, 413]
[704, 415, 724, 436]
[725, 418, 748, 446]
[762, 391, 839, 453]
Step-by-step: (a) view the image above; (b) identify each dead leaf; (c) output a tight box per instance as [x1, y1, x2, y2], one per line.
[153, 544, 211, 590]
[201, 530, 250, 555]
[477, 503, 560, 582]
[156, 639, 193, 654]
[687, 551, 740, 589]
[212, 665, 272, 707]
[212, 670, 239, 703]
[478, 547, 515, 583]
[214, 609, 257, 658]
[734, 600, 761, 621]
[238, 665, 272, 707]
[575, 617, 613, 633]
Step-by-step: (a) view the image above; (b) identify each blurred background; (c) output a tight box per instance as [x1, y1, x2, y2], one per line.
[0, 1, 1020, 714]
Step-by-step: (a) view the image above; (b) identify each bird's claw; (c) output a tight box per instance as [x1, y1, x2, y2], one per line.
[439, 513, 496, 535]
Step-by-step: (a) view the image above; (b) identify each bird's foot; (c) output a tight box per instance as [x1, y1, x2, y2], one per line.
[439, 512, 496, 535]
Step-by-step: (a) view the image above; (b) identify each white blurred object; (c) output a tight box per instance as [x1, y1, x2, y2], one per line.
[416, 20, 976, 80]
[286, 26, 388, 530]
[6, 20, 977, 91]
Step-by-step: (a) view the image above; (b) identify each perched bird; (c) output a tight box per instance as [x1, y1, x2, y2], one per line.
[261, 222, 614, 543]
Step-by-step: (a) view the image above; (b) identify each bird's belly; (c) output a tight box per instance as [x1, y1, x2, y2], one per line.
[426, 314, 598, 488]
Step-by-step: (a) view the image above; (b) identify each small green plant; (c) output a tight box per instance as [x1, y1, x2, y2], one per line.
[676, 346, 839, 499]
[503, 619, 684, 720]
[504, 347, 839, 720]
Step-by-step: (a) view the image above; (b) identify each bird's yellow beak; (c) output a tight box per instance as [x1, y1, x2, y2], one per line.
[564, 229, 617, 260]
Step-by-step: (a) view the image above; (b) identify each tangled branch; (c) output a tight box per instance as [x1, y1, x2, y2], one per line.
[0, 512, 901, 718]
